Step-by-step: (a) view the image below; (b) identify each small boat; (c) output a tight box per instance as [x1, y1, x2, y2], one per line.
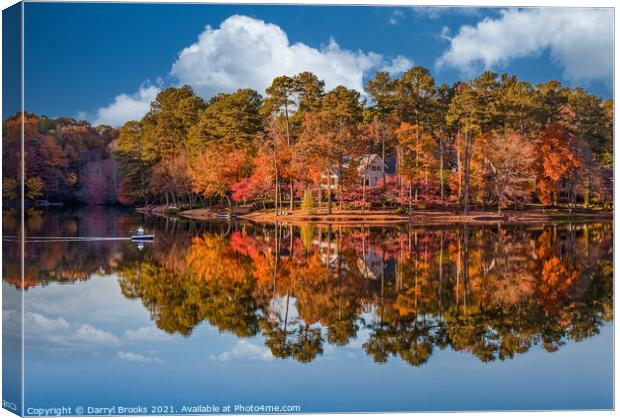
[131, 227, 154, 241]
[132, 234, 154, 241]
[34, 200, 64, 207]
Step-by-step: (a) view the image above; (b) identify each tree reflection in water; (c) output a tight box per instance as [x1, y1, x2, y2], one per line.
[8, 210, 613, 366]
[115, 218, 613, 366]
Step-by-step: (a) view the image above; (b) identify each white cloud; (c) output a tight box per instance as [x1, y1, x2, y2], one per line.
[123, 326, 173, 343]
[436, 8, 613, 83]
[24, 275, 150, 324]
[412, 7, 484, 20]
[90, 15, 414, 121]
[118, 351, 164, 363]
[389, 9, 405, 25]
[170, 15, 383, 97]
[74, 324, 121, 346]
[25, 312, 120, 352]
[29, 312, 70, 333]
[381, 55, 413, 76]
[440, 26, 451, 41]
[209, 340, 273, 362]
[91, 83, 161, 127]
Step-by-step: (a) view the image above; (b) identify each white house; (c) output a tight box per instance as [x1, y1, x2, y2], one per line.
[358, 154, 386, 187]
[312, 238, 339, 268]
[320, 154, 386, 190]
[357, 251, 384, 280]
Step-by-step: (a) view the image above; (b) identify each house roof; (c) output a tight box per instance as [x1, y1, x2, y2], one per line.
[357, 154, 386, 172]
[324, 154, 386, 177]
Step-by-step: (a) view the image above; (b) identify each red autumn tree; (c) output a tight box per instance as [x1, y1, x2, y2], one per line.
[536, 122, 580, 207]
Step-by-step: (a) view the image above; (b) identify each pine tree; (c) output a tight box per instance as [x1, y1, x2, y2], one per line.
[301, 188, 316, 214]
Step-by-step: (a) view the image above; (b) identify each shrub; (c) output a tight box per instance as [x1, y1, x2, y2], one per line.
[301, 189, 316, 214]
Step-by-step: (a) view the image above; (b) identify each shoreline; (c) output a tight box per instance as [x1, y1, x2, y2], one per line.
[137, 206, 613, 225]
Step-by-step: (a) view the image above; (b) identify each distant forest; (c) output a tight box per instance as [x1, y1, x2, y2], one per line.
[2, 68, 614, 212]
[3, 114, 119, 204]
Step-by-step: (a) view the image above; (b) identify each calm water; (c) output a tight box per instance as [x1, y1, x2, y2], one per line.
[3, 207, 614, 414]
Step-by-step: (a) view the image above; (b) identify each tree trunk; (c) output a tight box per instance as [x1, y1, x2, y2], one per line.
[463, 131, 471, 215]
[439, 133, 445, 206]
[279, 186, 284, 214]
[362, 176, 366, 214]
[497, 185, 502, 215]
[408, 179, 413, 213]
[415, 111, 420, 204]
[456, 130, 462, 202]
[224, 194, 232, 212]
[338, 161, 343, 211]
[284, 103, 291, 147]
[289, 181, 294, 211]
[327, 170, 333, 215]
[585, 167, 592, 208]
[396, 146, 404, 207]
[381, 125, 386, 188]
[274, 177, 279, 217]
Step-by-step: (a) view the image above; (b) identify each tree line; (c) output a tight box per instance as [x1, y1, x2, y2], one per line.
[116, 68, 613, 214]
[3, 67, 612, 213]
[2, 113, 119, 204]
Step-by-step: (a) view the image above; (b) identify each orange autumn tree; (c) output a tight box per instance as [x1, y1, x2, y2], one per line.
[395, 122, 438, 208]
[484, 131, 537, 213]
[148, 153, 193, 207]
[296, 112, 340, 214]
[536, 122, 581, 207]
[189, 145, 250, 209]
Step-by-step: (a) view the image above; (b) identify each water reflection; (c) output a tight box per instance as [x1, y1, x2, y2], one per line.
[7, 209, 613, 367]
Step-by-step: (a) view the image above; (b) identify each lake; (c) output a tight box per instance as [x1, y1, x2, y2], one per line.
[3, 207, 613, 414]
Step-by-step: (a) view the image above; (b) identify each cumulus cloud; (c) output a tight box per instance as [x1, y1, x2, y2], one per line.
[381, 55, 414, 76]
[90, 15, 412, 125]
[436, 8, 613, 83]
[123, 326, 173, 343]
[170, 15, 384, 97]
[209, 340, 273, 362]
[118, 351, 164, 363]
[24, 275, 148, 324]
[25, 312, 120, 352]
[91, 83, 161, 127]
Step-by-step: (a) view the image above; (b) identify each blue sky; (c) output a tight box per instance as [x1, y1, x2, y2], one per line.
[15, 3, 614, 125]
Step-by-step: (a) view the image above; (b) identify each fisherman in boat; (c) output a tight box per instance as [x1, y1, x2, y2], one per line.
[131, 227, 154, 241]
